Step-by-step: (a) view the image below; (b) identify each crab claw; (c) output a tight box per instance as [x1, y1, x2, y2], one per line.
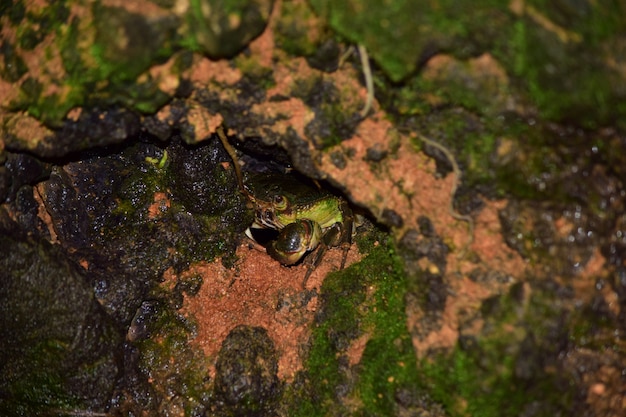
[266, 219, 322, 265]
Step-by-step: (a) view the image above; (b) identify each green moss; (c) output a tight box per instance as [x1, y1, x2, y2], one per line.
[309, 0, 510, 82]
[501, 1, 626, 128]
[308, 0, 426, 82]
[291, 236, 424, 415]
[18, 1, 69, 48]
[356, 294, 420, 414]
[135, 304, 212, 415]
[421, 284, 575, 416]
[405, 108, 608, 203]
[7, 2, 180, 124]
[112, 154, 169, 220]
[291, 76, 359, 150]
[80, 4, 174, 83]
[0, 229, 120, 416]
[0, 0, 26, 25]
[509, 25, 608, 128]
[526, 0, 621, 42]
[275, 0, 325, 57]
[16, 24, 45, 50]
[4, 3, 72, 122]
[234, 53, 276, 90]
[182, 0, 271, 58]
[0, 41, 28, 83]
[0, 340, 80, 416]
[407, 111, 497, 192]
[309, 0, 625, 127]
[422, 348, 521, 417]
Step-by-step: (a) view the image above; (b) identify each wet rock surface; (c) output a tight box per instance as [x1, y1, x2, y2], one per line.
[0, 214, 121, 415]
[1, 1, 626, 416]
[38, 136, 248, 324]
[1, 128, 251, 415]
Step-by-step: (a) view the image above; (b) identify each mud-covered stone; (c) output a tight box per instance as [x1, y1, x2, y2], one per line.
[213, 325, 281, 416]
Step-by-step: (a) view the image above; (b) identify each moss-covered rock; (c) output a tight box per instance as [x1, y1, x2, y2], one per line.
[0, 213, 122, 416]
[1, 2, 625, 415]
[309, 0, 626, 127]
[180, 0, 274, 57]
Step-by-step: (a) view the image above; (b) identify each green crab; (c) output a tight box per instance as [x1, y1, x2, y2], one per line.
[217, 128, 354, 283]
[245, 173, 354, 275]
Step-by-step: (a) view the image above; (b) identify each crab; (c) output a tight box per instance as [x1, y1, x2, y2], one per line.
[217, 127, 354, 284]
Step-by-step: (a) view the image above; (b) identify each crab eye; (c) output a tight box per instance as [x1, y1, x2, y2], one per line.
[273, 195, 288, 210]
